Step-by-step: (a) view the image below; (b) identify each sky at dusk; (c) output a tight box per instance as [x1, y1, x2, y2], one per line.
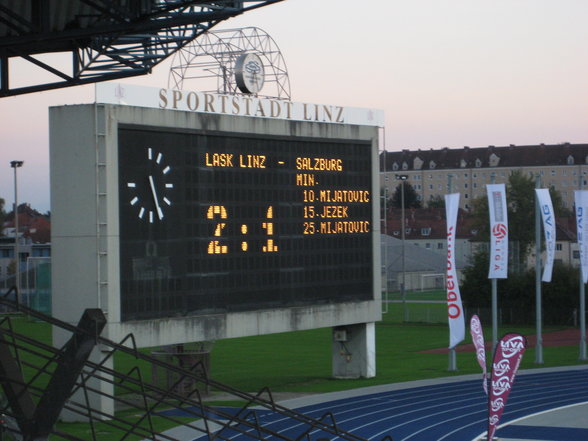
[1, 0, 587, 213]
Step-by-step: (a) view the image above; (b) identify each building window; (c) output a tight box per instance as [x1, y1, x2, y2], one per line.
[574, 250, 580, 259]
[421, 227, 431, 236]
[437, 243, 444, 249]
[464, 183, 468, 188]
[425, 243, 431, 249]
[556, 243, 563, 251]
[429, 184, 433, 190]
[567, 155, 575, 165]
[551, 170, 556, 176]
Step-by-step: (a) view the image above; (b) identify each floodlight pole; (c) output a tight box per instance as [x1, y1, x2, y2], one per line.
[396, 174, 408, 322]
[490, 173, 498, 353]
[535, 174, 544, 364]
[580, 271, 587, 361]
[579, 178, 587, 360]
[447, 174, 457, 372]
[10, 160, 23, 305]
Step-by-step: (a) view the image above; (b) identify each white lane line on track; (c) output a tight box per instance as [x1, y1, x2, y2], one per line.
[469, 401, 588, 441]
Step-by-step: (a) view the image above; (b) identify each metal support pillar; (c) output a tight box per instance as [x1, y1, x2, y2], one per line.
[0, 309, 106, 440]
[535, 176, 544, 364]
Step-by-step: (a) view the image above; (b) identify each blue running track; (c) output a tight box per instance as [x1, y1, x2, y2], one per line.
[180, 367, 588, 441]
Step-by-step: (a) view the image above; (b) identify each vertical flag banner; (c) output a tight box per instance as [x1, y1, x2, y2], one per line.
[487, 184, 508, 279]
[445, 193, 465, 348]
[488, 333, 527, 441]
[535, 189, 556, 282]
[469, 315, 488, 394]
[575, 190, 588, 283]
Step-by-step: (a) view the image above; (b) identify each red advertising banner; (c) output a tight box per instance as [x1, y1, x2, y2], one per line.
[487, 333, 527, 440]
[469, 315, 488, 395]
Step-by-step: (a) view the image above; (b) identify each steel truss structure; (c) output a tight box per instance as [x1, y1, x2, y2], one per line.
[168, 26, 291, 100]
[0, 288, 395, 441]
[0, 0, 282, 97]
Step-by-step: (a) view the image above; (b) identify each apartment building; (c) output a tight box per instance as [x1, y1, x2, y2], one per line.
[381, 143, 588, 211]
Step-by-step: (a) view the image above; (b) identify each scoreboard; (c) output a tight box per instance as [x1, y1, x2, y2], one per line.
[50, 88, 381, 349]
[118, 127, 374, 321]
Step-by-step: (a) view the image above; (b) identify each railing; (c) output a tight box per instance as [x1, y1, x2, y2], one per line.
[0, 287, 395, 441]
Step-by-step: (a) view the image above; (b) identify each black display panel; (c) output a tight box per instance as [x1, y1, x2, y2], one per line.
[118, 127, 374, 321]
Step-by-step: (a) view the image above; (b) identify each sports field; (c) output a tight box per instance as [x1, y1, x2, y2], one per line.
[209, 299, 587, 394]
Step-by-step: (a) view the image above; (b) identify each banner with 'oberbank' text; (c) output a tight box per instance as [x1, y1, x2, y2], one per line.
[445, 193, 465, 349]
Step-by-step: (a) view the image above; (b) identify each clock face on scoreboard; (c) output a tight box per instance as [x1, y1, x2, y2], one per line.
[118, 127, 374, 321]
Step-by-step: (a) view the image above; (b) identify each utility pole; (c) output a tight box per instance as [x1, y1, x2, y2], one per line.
[396, 174, 408, 321]
[10, 160, 24, 305]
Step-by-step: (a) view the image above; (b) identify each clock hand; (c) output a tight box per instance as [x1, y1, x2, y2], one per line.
[148, 175, 164, 220]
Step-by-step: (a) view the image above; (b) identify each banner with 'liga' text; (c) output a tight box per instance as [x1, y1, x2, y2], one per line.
[445, 193, 465, 349]
[487, 184, 508, 279]
[535, 189, 556, 282]
[575, 190, 588, 284]
[488, 333, 527, 441]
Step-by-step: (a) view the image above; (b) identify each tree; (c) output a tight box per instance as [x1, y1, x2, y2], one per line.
[461, 251, 578, 325]
[469, 170, 569, 272]
[426, 195, 445, 209]
[0, 197, 5, 236]
[390, 182, 421, 209]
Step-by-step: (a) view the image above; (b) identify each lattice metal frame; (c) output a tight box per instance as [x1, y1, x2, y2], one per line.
[0, 287, 394, 441]
[168, 26, 291, 100]
[0, 1, 283, 97]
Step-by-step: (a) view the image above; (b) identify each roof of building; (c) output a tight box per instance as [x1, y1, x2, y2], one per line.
[381, 234, 467, 272]
[384, 207, 478, 240]
[383, 207, 579, 243]
[382, 143, 588, 171]
[2, 204, 50, 244]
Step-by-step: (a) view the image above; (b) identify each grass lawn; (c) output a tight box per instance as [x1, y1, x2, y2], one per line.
[385, 289, 446, 302]
[8, 305, 588, 397]
[210, 303, 588, 394]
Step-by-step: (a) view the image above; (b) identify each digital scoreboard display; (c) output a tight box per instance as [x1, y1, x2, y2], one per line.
[118, 127, 374, 321]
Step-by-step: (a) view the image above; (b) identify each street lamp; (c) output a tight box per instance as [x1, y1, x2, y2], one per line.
[395, 174, 408, 321]
[10, 160, 23, 304]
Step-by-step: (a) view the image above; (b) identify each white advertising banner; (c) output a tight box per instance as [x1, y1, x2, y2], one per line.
[535, 189, 556, 282]
[487, 184, 508, 279]
[445, 193, 465, 349]
[575, 190, 588, 283]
